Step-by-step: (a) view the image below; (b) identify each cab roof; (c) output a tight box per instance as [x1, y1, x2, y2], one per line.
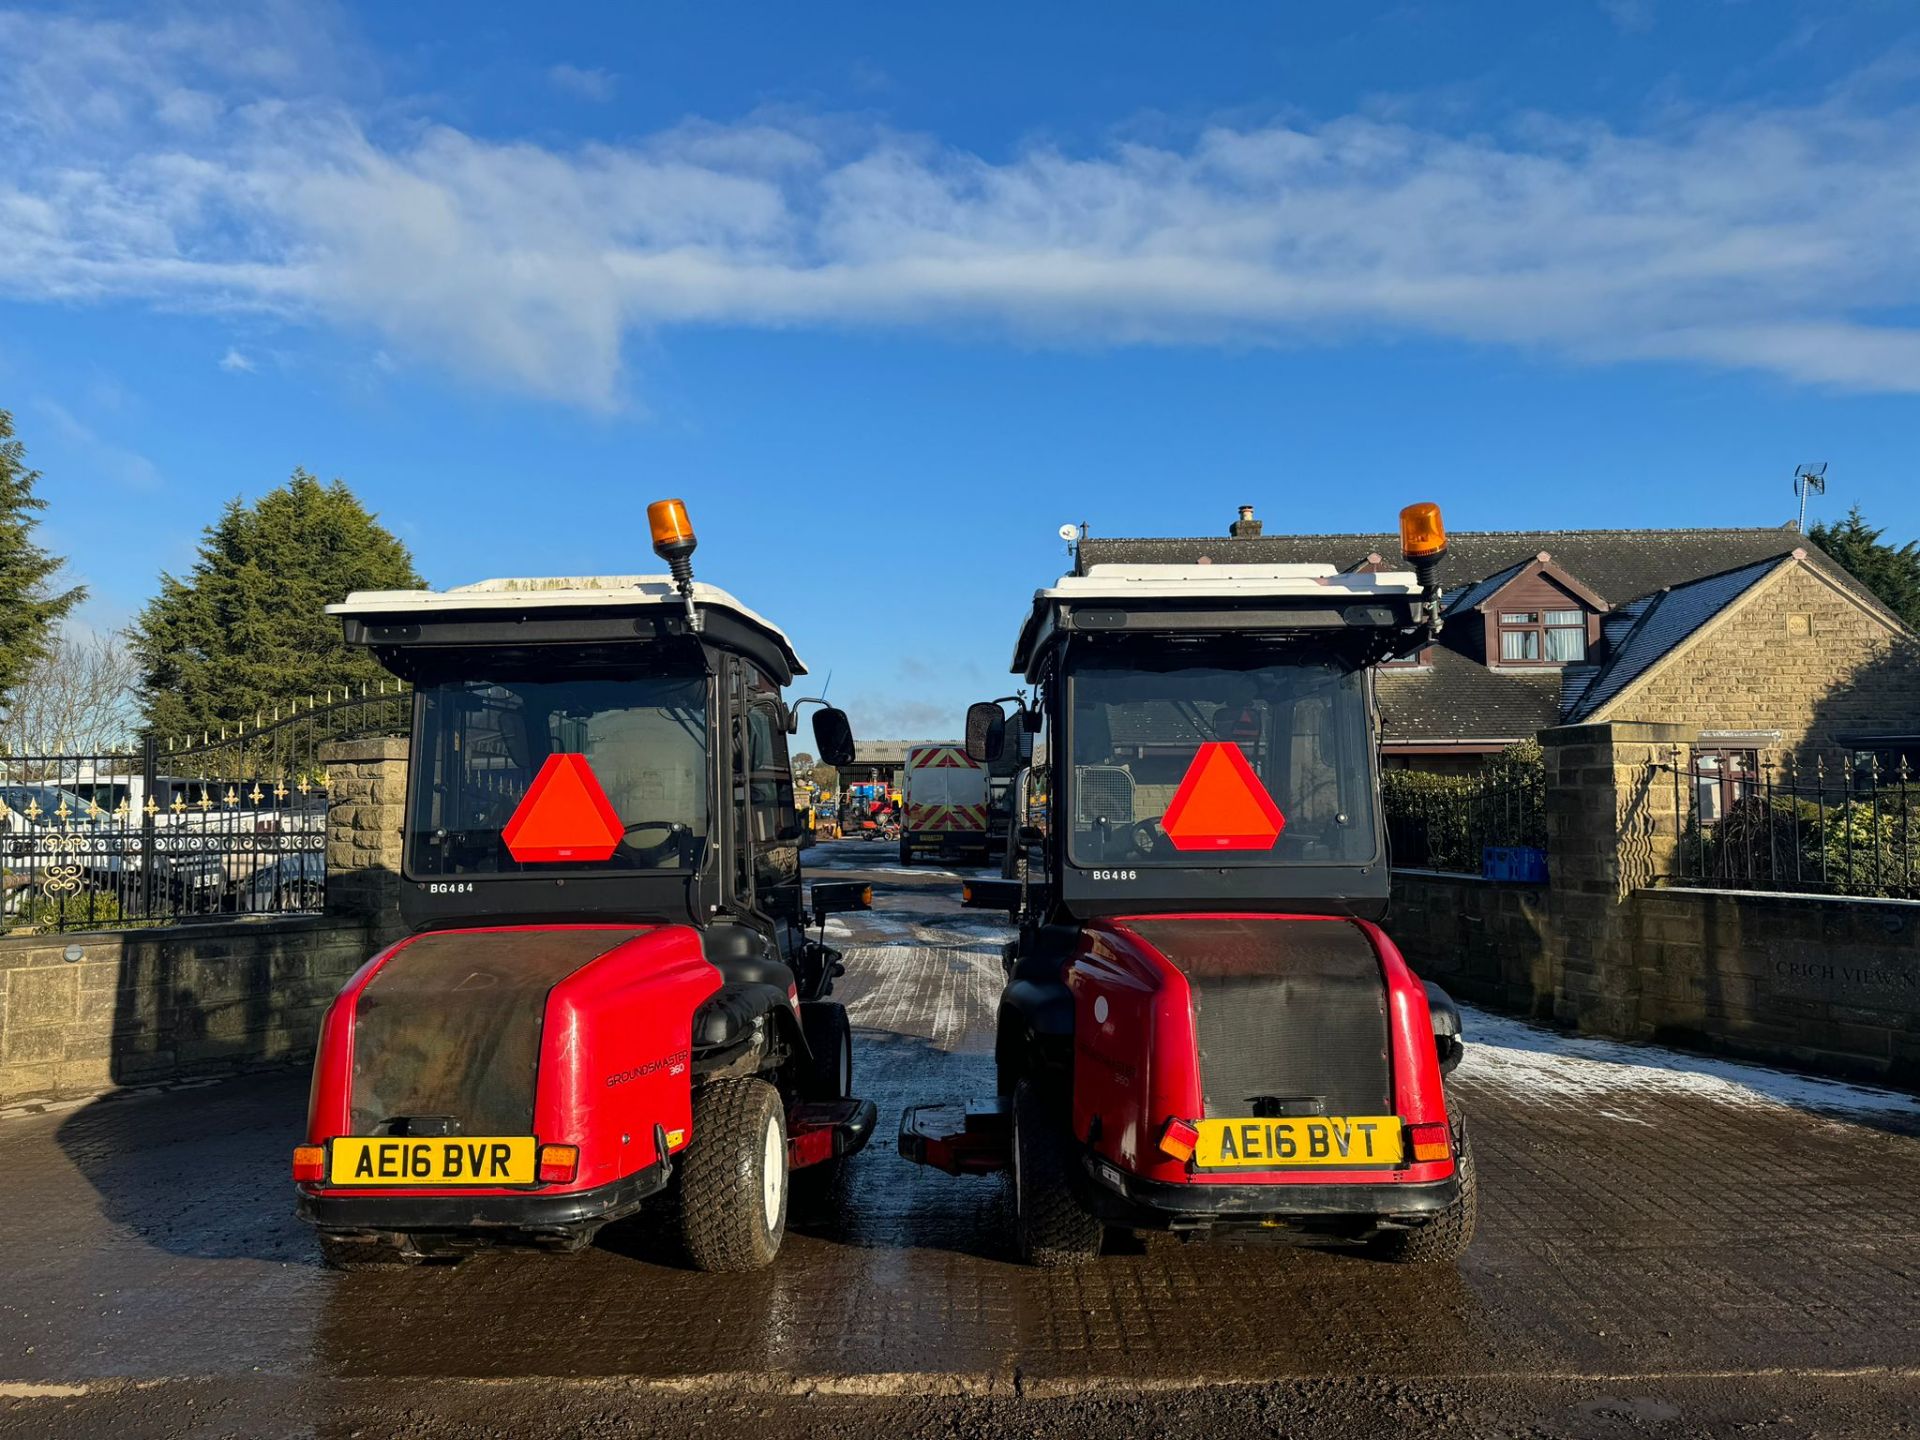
[1011, 562, 1425, 677]
[329, 575, 807, 676]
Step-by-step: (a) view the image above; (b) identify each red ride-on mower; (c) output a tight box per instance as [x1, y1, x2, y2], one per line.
[293, 500, 876, 1272]
[900, 503, 1477, 1266]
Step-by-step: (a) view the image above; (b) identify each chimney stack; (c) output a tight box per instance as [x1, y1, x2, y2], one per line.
[1229, 504, 1263, 539]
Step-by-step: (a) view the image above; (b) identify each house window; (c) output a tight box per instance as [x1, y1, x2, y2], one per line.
[1498, 609, 1587, 664]
[1691, 749, 1755, 824]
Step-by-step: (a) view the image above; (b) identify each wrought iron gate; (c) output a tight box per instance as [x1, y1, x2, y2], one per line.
[0, 686, 409, 933]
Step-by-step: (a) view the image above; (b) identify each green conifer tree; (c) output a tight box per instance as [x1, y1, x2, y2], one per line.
[0, 410, 84, 717]
[131, 471, 423, 737]
[1808, 506, 1920, 632]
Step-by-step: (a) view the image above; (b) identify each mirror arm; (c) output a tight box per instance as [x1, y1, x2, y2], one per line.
[786, 696, 831, 736]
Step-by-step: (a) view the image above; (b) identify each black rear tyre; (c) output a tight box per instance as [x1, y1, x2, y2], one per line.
[898, 838, 914, 866]
[1012, 1081, 1103, 1268]
[671, 1078, 788, 1273]
[1369, 1117, 1477, 1264]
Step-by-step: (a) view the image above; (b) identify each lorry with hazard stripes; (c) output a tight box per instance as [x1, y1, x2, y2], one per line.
[899, 744, 992, 866]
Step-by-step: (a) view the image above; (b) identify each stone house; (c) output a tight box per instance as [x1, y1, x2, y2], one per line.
[1078, 516, 1920, 785]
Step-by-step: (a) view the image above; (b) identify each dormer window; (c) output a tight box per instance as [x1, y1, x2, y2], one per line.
[1499, 609, 1588, 664]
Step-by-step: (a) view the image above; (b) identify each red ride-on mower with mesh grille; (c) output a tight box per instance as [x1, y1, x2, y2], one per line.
[898, 504, 1477, 1267]
[293, 501, 876, 1272]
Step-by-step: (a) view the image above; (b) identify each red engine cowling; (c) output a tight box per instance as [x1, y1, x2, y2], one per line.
[1066, 914, 1455, 1190]
[305, 924, 720, 1198]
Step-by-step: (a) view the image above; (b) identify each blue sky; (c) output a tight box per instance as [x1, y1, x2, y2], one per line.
[3, 1, 1918, 739]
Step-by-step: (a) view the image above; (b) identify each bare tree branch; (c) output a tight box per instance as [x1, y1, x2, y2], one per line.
[0, 627, 141, 755]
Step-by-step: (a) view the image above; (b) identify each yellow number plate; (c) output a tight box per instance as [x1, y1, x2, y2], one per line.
[1193, 1116, 1402, 1169]
[329, 1137, 537, 1187]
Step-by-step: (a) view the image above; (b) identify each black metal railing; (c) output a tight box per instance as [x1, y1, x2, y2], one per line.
[0, 684, 409, 933]
[1668, 749, 1918, 900]
[1383, 763, 1547, 878]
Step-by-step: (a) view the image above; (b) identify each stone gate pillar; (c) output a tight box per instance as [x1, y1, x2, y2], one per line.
[320, 737, 409, 943]
[1538, 720, 1690, 1035]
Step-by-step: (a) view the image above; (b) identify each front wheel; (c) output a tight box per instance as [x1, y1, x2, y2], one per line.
[1368, 1117, 1477, 1264]
[1012, 1081, 1103, 1268]
[671, 1079, 789, 1272]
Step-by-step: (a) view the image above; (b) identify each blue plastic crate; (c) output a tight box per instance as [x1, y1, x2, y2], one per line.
[1481, 845, 1548, 883]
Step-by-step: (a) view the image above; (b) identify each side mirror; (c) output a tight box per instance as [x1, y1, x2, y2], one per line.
[811, 708, 856, 768]
[811, 880, 872, 926]
[965, 702, 1007, 764]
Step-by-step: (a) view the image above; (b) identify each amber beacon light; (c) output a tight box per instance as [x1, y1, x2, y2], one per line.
[1398, 501, 1448, 591]
[1398, 502, 1446, 561]
[647, 498, 703, 631]
[647, 498, 697, 561]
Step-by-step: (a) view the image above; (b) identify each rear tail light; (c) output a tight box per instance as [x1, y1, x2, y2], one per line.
[1406, 1122, 1451, 1163]
[537, 1144, 580, 1184]
[292, 1145, 326, 1182]
[1158, 1117, 1200, 1163]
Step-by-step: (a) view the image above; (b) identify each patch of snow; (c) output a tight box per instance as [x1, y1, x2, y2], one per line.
[1460, 1004, 1920, 1122]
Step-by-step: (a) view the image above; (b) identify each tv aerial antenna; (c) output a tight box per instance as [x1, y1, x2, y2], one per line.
[1058, 521, 1086, 558]
[1792, 463, 1827, 533]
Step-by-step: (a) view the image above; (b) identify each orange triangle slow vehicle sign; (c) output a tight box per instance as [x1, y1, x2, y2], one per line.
[1160, 742, 1287, 852]
[501, 754, 625, 863]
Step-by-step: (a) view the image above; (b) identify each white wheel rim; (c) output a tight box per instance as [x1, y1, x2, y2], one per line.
[761, 1111, 784, 1231]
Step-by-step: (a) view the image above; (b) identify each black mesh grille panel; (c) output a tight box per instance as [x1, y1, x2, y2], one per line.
[1074, 766, 1136, 825]
[351, 929, 642, 1136]
[1124, 918, 1390, 1118]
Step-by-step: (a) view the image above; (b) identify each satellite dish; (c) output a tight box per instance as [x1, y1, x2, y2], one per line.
[1058, 523, 1079, 542]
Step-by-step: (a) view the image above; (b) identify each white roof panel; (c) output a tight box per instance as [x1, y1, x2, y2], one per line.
[1012, 561, 1425, 675]
[1053, 562, 1424, 599]
[328, 575, 807, 674]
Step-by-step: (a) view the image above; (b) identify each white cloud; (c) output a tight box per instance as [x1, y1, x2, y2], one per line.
[32, 399, 163, 491]
[4, 7, 1920, 407]
[548, 63, 617, 102]
[1601, 0, 1654, 34]
[218, 347, 255, 372]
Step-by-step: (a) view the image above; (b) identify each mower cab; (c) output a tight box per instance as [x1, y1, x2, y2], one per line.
[900, 504, 1479, 1266]
[295, 500, 876, 1272]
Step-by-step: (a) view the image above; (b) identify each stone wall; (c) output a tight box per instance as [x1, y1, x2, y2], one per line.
[1593, 561, 1920, 757]
[0, 914, 381, 1105]
[1633, 888, 1919, 1084]
[1387, 719, 1920, 1087]
[1388, 871, 1551, 1016]
[0, 735, 410, 1107]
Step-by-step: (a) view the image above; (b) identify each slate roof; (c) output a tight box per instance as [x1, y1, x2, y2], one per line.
[1080, 526, 1894, 626]
[1442, 560, 1529, 618]
[1560, 556, 1786, 723]
[1377, 646, 1562, 746]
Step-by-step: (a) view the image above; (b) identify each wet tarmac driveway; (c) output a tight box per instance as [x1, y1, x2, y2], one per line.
[4, 840, 1919, 1437]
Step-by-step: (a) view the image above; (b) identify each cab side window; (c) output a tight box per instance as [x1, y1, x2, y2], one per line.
[741, 665, 801, 916]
